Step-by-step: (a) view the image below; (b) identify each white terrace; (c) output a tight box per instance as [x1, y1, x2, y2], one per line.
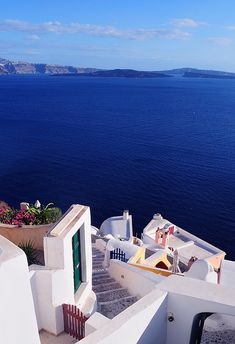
[142, 213, 225, 269]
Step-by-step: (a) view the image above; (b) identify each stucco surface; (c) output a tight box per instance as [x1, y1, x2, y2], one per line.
[0, 223, 52, 249]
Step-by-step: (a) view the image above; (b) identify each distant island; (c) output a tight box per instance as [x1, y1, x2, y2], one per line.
[1, 57, 235, 79]
[59, 69, 171, 78]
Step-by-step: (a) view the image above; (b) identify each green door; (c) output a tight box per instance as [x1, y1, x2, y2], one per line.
[72, 230, 82, 292]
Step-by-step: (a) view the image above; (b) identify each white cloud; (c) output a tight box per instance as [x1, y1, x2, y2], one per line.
[0, 19, 190, 40]
[27, 34, 40, 41]
[171, 18, 207, 28]
[226, 25, 235, 31]
[208, 37, 233, 46]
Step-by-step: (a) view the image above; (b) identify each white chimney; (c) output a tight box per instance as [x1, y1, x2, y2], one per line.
[153, 213, 162, 220]
[123, 210, 129, 220]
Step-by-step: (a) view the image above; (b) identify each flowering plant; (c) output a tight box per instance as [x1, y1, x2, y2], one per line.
[0, 202, 62, 227]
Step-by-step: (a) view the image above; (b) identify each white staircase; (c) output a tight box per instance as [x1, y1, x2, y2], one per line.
[92, 245, 138, 319]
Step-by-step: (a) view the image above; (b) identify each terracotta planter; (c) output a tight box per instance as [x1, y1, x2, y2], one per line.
[0, 223, 53, 250]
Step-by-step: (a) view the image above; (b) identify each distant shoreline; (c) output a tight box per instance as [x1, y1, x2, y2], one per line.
[1, 57, 235, 79]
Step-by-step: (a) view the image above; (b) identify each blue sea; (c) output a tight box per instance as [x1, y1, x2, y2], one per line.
[0, 75, 235, 259]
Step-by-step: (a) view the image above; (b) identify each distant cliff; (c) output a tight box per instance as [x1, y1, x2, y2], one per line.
[0, 58, 98, 75]
[1, 58, 235, 79]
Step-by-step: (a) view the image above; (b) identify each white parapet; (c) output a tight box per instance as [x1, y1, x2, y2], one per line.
[0, 236, 40, 344]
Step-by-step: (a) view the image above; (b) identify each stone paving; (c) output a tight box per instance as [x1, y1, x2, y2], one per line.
[201, 314, 235, 344]
[92, 245, 138, 319]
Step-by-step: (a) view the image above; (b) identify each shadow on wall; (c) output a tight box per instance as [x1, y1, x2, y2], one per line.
[137, 300, 167, 344]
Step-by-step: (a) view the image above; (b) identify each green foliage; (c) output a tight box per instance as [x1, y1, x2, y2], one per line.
[28, 202, 62, 224]
[19, 240, 40, 266]
[42, 207, 62, 224]
[0, 202, 62, 226]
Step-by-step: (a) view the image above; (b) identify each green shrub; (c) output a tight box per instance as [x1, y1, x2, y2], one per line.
[41, 207, 62, 224]
[19, 240, 40, 265]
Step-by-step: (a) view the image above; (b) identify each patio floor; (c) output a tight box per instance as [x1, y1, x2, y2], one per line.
[39, 330, 77, 344]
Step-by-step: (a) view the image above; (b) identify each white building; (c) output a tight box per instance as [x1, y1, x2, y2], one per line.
[30, 204, 94, 335]
[0, 205, 235, 344]
[0, 204, 94, 343]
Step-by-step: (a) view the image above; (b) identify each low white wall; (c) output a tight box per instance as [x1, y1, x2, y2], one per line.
[85, 312, 110, 336]
[220, 260, 235, 287]
[156, 275, 235, 344]
[0, 236, 40, 344]
[30, 266, 66, 334]
[80, 289, 168, 344]
[108, 260, 164, 297]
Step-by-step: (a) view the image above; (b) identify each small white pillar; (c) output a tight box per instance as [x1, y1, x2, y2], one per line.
[123, 210, 129, 220]
[153, 213, 162, 220]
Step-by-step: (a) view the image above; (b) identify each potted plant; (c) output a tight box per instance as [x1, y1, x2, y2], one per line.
[0, 200, 62, 250]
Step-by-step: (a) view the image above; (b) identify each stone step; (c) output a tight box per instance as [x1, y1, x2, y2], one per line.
[92, 274, 109, 280]
[92, 264, 104, 269]
[92, 268, 106, 273]
[93, 282, 121, 293]
[92, 251, 104, 255]
[92, 256, 104, 261]
[99, 296, 138, 319]
[92, 261, 104, 265]
[92, 277, 115, 286]
[92, 271, 109, 278]
[96, 288, 130, 303]
[92, 261, 103, 266]
[92, 249, 104, 254]
[93, 257, 104, 261]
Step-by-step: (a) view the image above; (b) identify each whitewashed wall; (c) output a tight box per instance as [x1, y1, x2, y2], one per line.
[108, 259, 164, 297]
[80, 289, 168, 344]
[82, 264, 235, 344]
[157, 275, 235, 344]
[220, 259, 235, 286]
[0, 236, 40, 344]
[30, 204, 93, 335]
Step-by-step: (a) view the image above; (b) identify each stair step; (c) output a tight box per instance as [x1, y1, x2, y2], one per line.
[96, 288, 129, 302]
[92, 273, 110, 280]
[93, 265, 104, 270]
[92, 249, 104, 254]
[93, 282, 121, 293]
[92, 271, 109, 278]
[92, 264, 105, 267]
[93, 258, 104, 263]
[99, 296, 138, 319]
[92, 268, 106, 274]
[93, 277, 115, 286]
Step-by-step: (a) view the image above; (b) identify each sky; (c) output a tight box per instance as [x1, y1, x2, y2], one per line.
[1, 1, 235, 71]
